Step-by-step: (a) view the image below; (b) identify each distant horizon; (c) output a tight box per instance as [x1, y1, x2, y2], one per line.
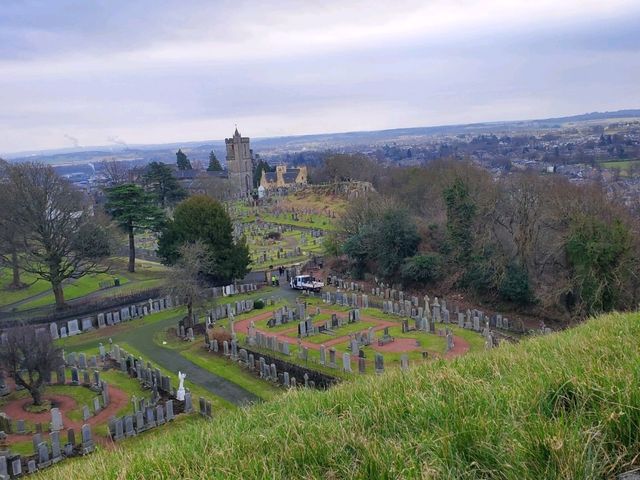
[4, 106, 639, 159]
[2, 1, 639, 154]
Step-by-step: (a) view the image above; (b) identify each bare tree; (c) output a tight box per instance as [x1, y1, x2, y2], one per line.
[98, 159, 132, 186]
[7, 162, 112, 308]
[166, 241, 211, 328]
[0, 160, 26, 288]
[0, 325, 63, 405]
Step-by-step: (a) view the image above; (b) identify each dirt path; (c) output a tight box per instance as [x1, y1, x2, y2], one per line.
[4, 383, 129, 446]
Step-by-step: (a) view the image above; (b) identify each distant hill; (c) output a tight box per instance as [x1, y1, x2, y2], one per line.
[6, 109, 640, 165]
[44, 311, 640, 479]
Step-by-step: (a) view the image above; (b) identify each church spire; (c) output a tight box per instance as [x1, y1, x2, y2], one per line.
[234, 124, 240, 137]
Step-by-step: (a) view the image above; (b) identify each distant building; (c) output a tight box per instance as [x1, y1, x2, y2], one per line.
[225, 128, 255, 198]
[260, 164, 308, 191]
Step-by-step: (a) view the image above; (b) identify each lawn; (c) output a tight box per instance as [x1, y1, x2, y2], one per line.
[18, 272, 130, 310]
[0, 268, 51, 308]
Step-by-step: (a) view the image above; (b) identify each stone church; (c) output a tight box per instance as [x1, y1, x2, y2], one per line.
[225, 127, 256, 198]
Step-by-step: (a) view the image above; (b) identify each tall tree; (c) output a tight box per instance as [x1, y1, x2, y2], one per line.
[207, 151, 222, 172]
[104, 184, 164, 273]
[176, 149, 192, 170]
[143, 162, 187, 208]
[444, 177, 476, 264]
[0, 160, 25, 288]
[166, 241, 211, 328]
[7, 162, 111, 308]
[158, 195, 250, 282]
[0, 325, 63, 406]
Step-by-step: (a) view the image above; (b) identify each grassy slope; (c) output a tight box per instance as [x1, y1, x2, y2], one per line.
[44, 312, 640, 479]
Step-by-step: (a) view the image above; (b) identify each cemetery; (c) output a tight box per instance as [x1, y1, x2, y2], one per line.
[0, 336, 206, 477]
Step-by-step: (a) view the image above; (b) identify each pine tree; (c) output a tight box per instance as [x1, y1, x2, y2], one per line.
[176, 149, 192, 170]
[207, 151, 222, 171]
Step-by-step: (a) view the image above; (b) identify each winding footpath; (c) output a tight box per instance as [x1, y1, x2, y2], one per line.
[111, 314, 260, 406]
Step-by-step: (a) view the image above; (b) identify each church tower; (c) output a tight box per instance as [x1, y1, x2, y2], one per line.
[225, 127, 253, 198]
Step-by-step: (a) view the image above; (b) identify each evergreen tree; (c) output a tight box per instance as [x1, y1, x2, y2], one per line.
[105, 184, 164, 273]
[207, 151, 222, 172]
[158, 195, 250, 282]
[176, 149, 192, 170]
[144, 161, 187, 208]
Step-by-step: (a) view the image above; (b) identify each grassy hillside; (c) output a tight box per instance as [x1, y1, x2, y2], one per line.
[44, 312, 640, 479]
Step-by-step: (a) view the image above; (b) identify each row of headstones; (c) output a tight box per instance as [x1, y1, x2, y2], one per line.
[211, 283, 259, 298]
[0, 425, 94, 478]
[244, 331, 292, 356]
[327, 277, 366, 292]
[108, 398, 182, 442]
[326, 279, 523, 333]
[324, 285, 520, 335]
[48, 295, 179, 340]
[321, 291, 370, 309]
[208, 298, 256, 322]
[267, 302, 306, 327]
[110, 344, 173, 396]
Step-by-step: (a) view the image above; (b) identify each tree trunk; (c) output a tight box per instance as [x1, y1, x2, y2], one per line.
[128, 222, 136, 273]
[30, 386, 43, 406]
[187, 299, 193, 328]
[52, 281, 65, 309]
[10, 248, 21, 288]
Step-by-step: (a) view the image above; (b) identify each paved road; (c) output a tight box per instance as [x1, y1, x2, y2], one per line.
[121, 315, 261, 406]
[106, 277, 296, 407]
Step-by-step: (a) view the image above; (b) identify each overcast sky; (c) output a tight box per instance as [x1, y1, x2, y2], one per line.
[1, 0, 639, 154]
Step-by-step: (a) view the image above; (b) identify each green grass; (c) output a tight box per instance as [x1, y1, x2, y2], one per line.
[17, 273, 130, 310]
[180, 343, 282, 401]
[43, 312, 640, 479]
[0, 268, 51, 308]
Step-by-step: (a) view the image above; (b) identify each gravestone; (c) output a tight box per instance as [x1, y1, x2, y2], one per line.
[37, 442, 51, 468]
[375, 353, 384, 374]
[81, 318, 93, 331]
[358, 356, 366, 374]
[165, 400, 175, 421]
[184, 392, 193, 413]
[82, 405, 90, 421]
[81, 424, 94, 454]
[49, 323, 59, 340]
[67, 319, 80, 336]
[50, 407, 63, 431]
[400, 354, 409, 371]
[156, 405, 165, 425]
[329, 348, 337, 368]
[342, 352, 352, 373]
[124, 416, 135, 437]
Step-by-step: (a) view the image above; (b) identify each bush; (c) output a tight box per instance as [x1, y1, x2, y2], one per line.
[265, 231, 281, 240]
[253, 299, 265, 309]
[460, 257, 496, 294]
[401, 253, 443, 285]
[499, 263, 533, 305]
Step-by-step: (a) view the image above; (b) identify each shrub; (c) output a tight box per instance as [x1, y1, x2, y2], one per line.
[499, 263, 533, 305]
[254, 299, 265, 309]
[401, 253, 443, 285]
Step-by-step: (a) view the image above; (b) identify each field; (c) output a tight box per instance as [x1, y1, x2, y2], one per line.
[599, 158, 640, 175]
[42, 311, 640, 479]
[0, 258, 169, 313]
